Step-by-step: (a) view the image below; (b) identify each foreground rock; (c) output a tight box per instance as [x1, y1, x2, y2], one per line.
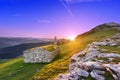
[90, 70, 105, 80]
[56, 33, 120, 80]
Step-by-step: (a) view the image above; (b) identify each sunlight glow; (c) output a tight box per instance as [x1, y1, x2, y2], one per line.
[67, 35, 76, 41]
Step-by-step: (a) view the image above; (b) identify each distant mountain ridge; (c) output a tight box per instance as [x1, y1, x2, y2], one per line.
[0, 41, 53, 59]
[0, 37, 53, 48]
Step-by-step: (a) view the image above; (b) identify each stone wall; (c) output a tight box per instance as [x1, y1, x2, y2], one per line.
[23, 47, 60, 63]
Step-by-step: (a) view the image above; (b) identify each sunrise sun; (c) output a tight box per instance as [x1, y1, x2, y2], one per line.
[67, 35, 76, 41]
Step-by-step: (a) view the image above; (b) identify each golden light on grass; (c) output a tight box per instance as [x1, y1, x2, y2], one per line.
[67, 35, 76, 41]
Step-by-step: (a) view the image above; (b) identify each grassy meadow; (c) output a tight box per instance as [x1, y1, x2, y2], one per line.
[0, 28, 120, 80]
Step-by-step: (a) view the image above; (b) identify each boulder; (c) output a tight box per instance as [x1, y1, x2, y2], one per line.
[69, 72, 79, 80]
[92, 42, 108, 46]
[75, 68, 89, 77]
[104, 64, 120, 78]
[92, 70, 105, 74]
[69, 62, 78, 71]
[90, 70, 105, 80]
[105, 65, 120, 80]
[108, 58, 113, 61]
[109, 43, 117, 46]
[78, 61, 105, 71]
[98, 53, 120, 58]
[117, 46, 120, 49]
[83, 50, 100, 61]
[70, 54, 78, 63]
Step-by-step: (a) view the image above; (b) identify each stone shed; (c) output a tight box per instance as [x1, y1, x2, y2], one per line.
[23, 47, 59, 63]
[23, 37, 59, 63]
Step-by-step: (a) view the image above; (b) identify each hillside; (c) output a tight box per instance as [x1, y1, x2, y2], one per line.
[31, 22, 120, 80]
[0, 57, 47, 80]
[0, 22, 120, 80]
[56, 33, 120, 80]
[76, 22, 120, 39]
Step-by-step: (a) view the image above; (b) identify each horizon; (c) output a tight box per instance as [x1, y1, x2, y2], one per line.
[0, 0, 120, 38]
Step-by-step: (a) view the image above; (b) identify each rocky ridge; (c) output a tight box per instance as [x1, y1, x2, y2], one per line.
[56, 33, 120, 80]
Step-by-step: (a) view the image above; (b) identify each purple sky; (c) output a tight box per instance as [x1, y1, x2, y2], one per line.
[0, 0, 120, 38]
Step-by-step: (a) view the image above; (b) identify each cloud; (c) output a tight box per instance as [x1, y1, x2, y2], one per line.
[38, 20, 51, 23]
[67, 0, 106, 3]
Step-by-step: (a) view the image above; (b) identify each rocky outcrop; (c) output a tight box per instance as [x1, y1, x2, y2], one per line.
[106, 22, 120, 27]
[90, 70, 105, 80]
[23, 48, 60, 63]
[56, 33, 120, 80]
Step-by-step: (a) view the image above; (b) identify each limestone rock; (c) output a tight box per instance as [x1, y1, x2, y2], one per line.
[104, 64, 120, 78]
[55, 73, 70, 80]
[106, 22, 120, 26]
[98, 53, 120, 58]
[92, 42, 108, 46]
[75, 68, 89, 77]
[109, 43, 117, 46]
[92, 70, 105, 75]
[77, 61, 105, 71]
[69, 62, 78, 71]
[104, 64, 120, 79]
[117, 46, 120, 49]
[83, 50, 100, 61]
[90, 70, 105, 80]
[108, 58, 113, 61]
[69, 72, 79, 80]
[70, 54, 79, 63]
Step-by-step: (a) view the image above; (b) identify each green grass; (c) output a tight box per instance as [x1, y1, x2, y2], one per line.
[0, 57, 47, 80]
[100, 44, 120, 64]
[83, 76, 95, 80]
[42, 45, 55, 52]
[103, 70, 114, 80]
[0, 29, 119, 80]
[31, 29, 120, 80]
[100, 45, 120, 54]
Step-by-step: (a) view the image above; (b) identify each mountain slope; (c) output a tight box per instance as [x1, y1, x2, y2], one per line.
[0, 22, 120, 80]
[76, 22, 120, 39]
[56, 33, 120, 80]
[31, 22, 120, 80]
[0, 57, 47, 80]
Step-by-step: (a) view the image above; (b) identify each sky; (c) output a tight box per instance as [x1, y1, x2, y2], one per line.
[0, 0, 120, 38]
